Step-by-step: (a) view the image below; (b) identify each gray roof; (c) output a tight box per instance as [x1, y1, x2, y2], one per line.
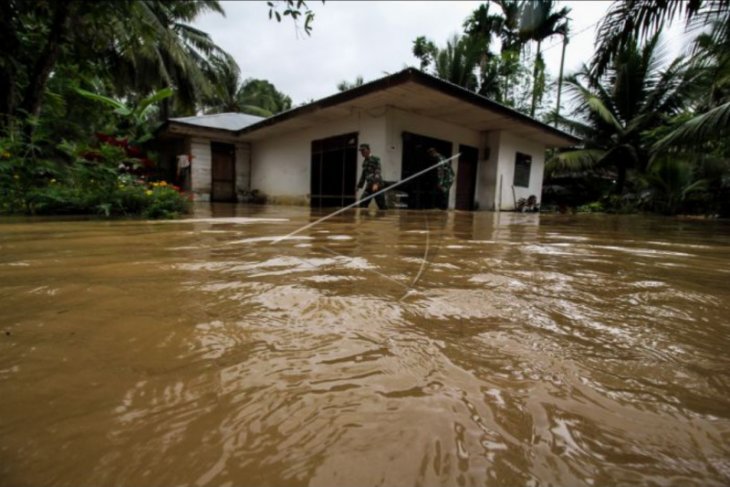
[169, 112, 265, 131]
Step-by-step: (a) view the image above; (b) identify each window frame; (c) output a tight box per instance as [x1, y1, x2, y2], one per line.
[513, 152, 532, 188]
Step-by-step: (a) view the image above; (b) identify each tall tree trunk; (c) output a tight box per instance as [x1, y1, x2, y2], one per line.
[0, 57, 18, 133]
[160, 97, 171, 121]
[530, 39, 542, 118]
[0, 2, 20, 131]
[616, 164, 626, 195]
[554, 35, 568, 127]
[18, 0, 77, 133]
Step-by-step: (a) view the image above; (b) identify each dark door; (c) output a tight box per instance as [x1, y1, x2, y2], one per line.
[400, 132, 452, 209]
[310, 133, 358, 208]
[455, 145, 479, 211]
[211, 142, 236, 202]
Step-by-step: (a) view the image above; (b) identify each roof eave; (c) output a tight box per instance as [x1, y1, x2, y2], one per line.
[234, 68, 581, 147]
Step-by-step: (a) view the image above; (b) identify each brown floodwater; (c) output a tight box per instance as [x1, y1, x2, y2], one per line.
[1, 204, 730, 486]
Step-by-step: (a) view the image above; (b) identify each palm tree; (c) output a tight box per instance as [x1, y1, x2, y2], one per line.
[2, 0, 323, 131]
[202, 56, 271, 116]
[412, 34, 481, 92]
[464, 0, 529, 111]
[550, 34, 696, 193]
[463, 2, 511, 101]
[491, 0, 525, 51]
[490, 0, 528, 103]
[592, 0, 730, 78]
[100, 1, 229, 117]
[202, 56, 292, 117]
[654, 17, 730, 150]
[237, 79, 292, 116]
[517, 0, 570, 117]
[337, 76, 364, 92]
[203, 55, 245, 113]
[434, 35, 481, 91]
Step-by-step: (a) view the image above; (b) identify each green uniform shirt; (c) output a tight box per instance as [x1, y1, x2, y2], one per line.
[437, 157, 454, 192]
[357, 155, 383, 190]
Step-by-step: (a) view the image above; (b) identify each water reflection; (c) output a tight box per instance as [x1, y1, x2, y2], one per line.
[1, 207, 729, 486]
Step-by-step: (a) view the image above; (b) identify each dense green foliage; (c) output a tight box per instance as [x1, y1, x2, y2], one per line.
[412, 0, 568, 117]
[0, 0, 308, 218]
[410, 0, 728, 216]
[203, 56, 293, 117]
[1, 89, 191, 218]
[337, 76, 365, 92]
[2, 0, 727, 218]
[546, 0, 730, 216]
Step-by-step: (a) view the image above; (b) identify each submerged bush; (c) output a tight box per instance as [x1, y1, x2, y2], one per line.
[576, 201, 605, 213]
[1, 131, 190, 219]
[22, 176, 190, 218]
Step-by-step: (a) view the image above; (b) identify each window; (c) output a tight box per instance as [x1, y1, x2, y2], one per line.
[513, 152, 532, 188]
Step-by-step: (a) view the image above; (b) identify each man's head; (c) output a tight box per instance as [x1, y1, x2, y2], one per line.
[359, 143, 371, 158]
[427, 147, 439, 158]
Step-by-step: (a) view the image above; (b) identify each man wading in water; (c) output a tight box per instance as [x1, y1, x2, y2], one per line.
[356, 143, 386, 210]
[428, 147, 454, 210]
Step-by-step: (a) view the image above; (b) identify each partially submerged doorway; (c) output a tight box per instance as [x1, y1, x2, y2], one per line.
[310, 133, 358, 208]
[400, 132, 452, 209]
[211, 142, 236, 202]
[455, 145, 479, 210]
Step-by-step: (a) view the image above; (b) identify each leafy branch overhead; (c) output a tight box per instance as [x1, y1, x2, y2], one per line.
[267, 0, 323, 35]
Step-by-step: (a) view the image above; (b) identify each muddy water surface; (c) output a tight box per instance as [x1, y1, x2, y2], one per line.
[1, 205, 730, 486]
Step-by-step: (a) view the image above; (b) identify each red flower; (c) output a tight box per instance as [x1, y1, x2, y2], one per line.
[95, 132, 129, 148]
[81, 150, 104, 162]
[95, 132, 113, 143]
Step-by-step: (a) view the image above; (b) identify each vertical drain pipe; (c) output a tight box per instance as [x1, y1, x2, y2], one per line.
[247, 142, 252, 193]
[497, 174, 503, 212]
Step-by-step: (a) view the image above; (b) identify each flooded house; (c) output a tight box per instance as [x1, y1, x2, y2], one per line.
[155, 68, 579, 210]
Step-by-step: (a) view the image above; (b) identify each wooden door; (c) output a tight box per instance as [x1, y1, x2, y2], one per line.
[211, 142, 236, 202]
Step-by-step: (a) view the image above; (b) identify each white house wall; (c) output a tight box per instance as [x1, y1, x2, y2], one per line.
[250, 110, 387, 205]
[476, 131, 501, 211]
[386, 107, 483, 209]
[235, 143, 251, 197]
[190, 137, 212, 201]
[186, 108, 549, 210]
[492, 131, 546, 211]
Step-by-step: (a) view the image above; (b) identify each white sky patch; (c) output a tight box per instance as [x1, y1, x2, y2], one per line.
[194, 1, 689, 105]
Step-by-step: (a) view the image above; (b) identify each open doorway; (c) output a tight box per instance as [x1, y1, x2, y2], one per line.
[310, 133, 358, 208]
[455, 145, 479, 210]
[401, 132, 452, 209]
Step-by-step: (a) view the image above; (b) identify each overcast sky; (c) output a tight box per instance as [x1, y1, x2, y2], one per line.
[193, 1, 688, 106]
